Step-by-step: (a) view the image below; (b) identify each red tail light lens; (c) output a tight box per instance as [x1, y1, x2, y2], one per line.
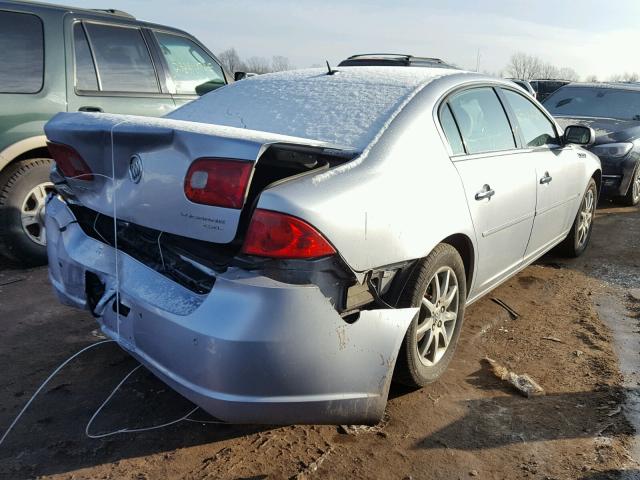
[242, 209, 336, 259]
[184, 158, 252, 209]
[47, 142, 94, 181]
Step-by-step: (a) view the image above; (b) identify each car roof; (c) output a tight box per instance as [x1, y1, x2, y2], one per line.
[168, 66, 468, 151]
[0, 0, 191, 34]
[561, 82, 640, 92]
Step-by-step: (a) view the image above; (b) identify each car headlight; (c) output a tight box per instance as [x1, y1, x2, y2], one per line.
[591, 142, 633, 158]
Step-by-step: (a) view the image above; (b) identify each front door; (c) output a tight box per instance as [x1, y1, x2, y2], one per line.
[498, 88, 584, 259]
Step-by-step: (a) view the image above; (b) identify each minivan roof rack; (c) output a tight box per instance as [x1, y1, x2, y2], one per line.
[90, 9, 135, 19]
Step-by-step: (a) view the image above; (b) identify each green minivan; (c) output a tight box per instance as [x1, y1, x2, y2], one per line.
[0, 0, 231, 265]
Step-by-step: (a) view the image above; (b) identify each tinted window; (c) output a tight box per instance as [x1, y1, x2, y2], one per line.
[544, 86, 640, 121]
[439, 104, 465, 155]
[85, 23, 159, 93]
[73, 24, 99, 91]
[448, 87, 516, 154]
[154, 32, 225, 95]
[502, 89, 557, 147]
[0, 11, 43, 93]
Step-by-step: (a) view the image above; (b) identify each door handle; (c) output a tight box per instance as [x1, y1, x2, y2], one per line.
[475, 184, 495, 201]
[540, 172, 553, 184]
[78, 106, 103, 112]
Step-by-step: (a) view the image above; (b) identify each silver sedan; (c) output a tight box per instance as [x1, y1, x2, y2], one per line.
[44, 66, 601, 425]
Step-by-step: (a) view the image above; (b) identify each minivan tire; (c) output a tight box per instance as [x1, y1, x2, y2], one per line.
[0, 158, 53, 266]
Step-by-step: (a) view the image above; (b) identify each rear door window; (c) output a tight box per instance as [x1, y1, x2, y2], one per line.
[154, 31, 225, 95]
[84, 23, 159, 93]
[439, 103, 466, 155]
[73, 23, 99, 91]
[0, 10, 44, 93]
[448, 87, 516, 154]
[502, 88, 558, 147]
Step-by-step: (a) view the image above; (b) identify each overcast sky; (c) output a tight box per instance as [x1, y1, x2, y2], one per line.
[44, 0, 640, 79]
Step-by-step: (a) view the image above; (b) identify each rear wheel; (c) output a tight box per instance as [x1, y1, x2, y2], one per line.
[558, 178, 597, 257]
[394, 243, 467, 387]
[622, 163, 640, 206]
[0, 158, 54, 266]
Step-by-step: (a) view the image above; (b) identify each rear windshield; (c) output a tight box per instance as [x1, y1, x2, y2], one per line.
[168, 67, 443, 150]
[544, 86, 640, 121]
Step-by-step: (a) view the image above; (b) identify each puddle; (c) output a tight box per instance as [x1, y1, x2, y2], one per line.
[595, 293, 640, 472]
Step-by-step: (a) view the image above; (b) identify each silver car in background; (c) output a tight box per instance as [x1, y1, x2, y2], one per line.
[44, 67, 601, 425]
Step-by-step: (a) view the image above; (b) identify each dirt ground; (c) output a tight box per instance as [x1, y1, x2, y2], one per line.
[0, 201, 639, 480]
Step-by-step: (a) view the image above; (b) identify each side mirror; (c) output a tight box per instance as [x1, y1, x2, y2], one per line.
[564, 125, 595, 146]
[234, 71, 247, 81]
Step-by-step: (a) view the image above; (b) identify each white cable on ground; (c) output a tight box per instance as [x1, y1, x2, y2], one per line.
[85, 365, 202, 438]
[0, 339, 114, 448]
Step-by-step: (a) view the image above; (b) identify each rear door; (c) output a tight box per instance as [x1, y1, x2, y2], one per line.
[440, 86, 537, 296]
[499, 87, 583, 259]
[65, 19, 176, 116]
[148, 29, 228, 107]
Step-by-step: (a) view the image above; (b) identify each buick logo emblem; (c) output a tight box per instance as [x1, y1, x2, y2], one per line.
[129, 155, 143, 183]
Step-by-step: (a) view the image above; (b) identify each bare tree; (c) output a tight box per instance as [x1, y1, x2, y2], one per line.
[611, 72, 640, 82]
[538, 62, 559, 79]
[585, 74, 598, 83]
[271, 55, 292, 72]
[217, 48, 246, 74]
[506, 52, 542, 80]
[557, 67, 580, 82]
[244, 56, 272, 75]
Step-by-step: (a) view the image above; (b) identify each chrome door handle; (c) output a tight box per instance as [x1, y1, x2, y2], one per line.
[475, 184, 495, 201]
[540, 172, 553, 184]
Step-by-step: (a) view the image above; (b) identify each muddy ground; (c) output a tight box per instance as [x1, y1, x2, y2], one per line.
[0, 201, 639, 480]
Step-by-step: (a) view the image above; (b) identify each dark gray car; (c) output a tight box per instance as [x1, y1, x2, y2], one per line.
[544, 82, 640, 205]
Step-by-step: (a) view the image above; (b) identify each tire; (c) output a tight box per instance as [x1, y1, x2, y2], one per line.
[0, 158, 54, 266]
[558, 178, 597, 258]
[621, 163, 640, 206]
[394, 243, 467, 387]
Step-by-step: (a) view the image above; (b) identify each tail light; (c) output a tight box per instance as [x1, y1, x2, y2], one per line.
[242, 209, 336, 259]
[184, 158, 252, 209]
[47, 142, 94, 181]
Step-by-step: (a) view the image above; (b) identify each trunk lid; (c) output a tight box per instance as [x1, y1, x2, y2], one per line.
[45, 112, 350, 244]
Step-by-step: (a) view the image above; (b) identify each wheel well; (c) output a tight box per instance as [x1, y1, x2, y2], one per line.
[14, 147, 51, 163]
[592, 170, 602, 198]
[442, 233, 474, 295]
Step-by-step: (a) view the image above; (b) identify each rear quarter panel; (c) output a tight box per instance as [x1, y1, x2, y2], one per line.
[257, 83, 477, 274]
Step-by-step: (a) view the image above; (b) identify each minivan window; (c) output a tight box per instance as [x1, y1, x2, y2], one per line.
[84, 23, 159, 93]
[0, 11, 44, 93]
[439, 103, 465, 155]
[448, 87, 516, 154]
[502, 89, 558, 147]
[73, 24, 99, 91]
[154, 31, 225, 95]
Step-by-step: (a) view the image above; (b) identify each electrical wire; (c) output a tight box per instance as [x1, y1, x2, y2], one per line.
[0, 340, 114, 448]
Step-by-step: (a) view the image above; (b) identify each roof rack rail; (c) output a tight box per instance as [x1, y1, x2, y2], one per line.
[345, 53, 446, 65]
[90, 9, 135, 19]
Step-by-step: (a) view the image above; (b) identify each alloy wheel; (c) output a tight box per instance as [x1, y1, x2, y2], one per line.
[416, 266, 459, 366]
[633, 168, 640, 204]
[577, 188, 595, 248]
[20, 182, 54, 246]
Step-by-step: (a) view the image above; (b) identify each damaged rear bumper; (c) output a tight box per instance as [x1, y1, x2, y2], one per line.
[46, 196, 416, 425]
